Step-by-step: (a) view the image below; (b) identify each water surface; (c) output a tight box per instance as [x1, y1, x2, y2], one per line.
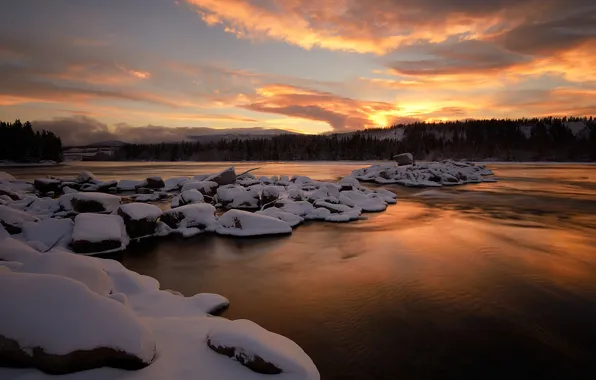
[10, 162, 596, 379]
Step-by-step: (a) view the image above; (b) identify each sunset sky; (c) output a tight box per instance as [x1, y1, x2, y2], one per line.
[1, 0, 595, 144]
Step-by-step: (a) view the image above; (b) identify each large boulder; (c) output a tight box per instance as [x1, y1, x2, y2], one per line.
[0, 272, 155, 374]
[205, 167, 236, 186]
[206, 318, 317, 376]
[117, 203, 162, 239]
[395, 153, 414, 166]
[143, 176, 165, 189]
[0, 205, 39, 234]
[216, 209, 292, 237]
[59, 192, 121, 214]
[33, 178, 61, 194]
[71, 214, 127, 254]
[161, 204, 217, 231]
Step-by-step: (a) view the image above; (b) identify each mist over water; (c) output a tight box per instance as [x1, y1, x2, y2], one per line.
[11, 162, 596, 379]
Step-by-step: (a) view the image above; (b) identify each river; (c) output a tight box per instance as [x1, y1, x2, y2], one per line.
[8, 162, 596, 379]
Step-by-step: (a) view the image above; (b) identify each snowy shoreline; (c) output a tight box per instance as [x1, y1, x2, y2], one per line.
[0, 161, 493, 378]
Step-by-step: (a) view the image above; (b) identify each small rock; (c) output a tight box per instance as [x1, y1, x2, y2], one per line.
[144, 176, 165, 189]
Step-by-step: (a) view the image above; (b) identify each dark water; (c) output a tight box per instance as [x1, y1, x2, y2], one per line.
[10, 162, 596, 379]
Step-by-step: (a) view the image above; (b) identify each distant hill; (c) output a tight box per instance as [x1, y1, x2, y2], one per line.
[187, 130, 302, 143]
[86, 140, 128, 148]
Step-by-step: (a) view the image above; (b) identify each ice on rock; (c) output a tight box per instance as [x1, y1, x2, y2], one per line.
[216, 185, 260, 210]
[0, 204, 39, 234]
[207, 318, 318, 377]
[172, 189, 205, 208]
[0, 272, 156, 374]
[181, 180, 219, 196]
[256, 207, 303, 227]
[59, 192, 121, 213]
[118, 203, 162, 239]
[161, 203, 217, 232]
[71, 213, 127, 254]
[17, 250, 112, 296]
[216, 209, 292, 237]
[22, 218, 73, 250]
[351, 160, 495, 187]
[117, 179, 144, 192]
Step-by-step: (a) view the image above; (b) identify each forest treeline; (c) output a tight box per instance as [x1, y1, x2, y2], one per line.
[116, 117, 596, 162]
[0, 120, 63, 163]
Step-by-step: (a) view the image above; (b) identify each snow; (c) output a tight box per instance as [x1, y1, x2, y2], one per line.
[256, 207, 303, 227]
[0, 171, 15, 180]
[277, 199, 316, 217]
[216, 209, 292, 237]
[17, 250, 112, 296]
[0, 272, 155, 362]
[22, 218, 73, 250]
[25, 197, 60, 218]
[72, 213, 126, 245]
[117, 179, 144, 191]
[339, 176, 360, 190]
[339, 190, 387, 212]
[62, 186, 78, 194]
[172, 189, 205, 208]
[59, 192, 121, 213]
[207, 318, 318, 377]
[351, 160, 494, 187]
[217, 185, 260, 210]
[119, 203, 163, 221]
[162, 203, 218, 231]
[0, 204, 39, 232]
[164, 176, 191, 190]
[181, 180, 218, 195]
[0, 236, 42, 262]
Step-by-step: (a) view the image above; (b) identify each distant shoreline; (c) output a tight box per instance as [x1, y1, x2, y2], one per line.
[0, 161, 61, 168]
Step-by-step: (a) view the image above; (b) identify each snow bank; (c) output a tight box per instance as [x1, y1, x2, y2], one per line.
[0, 236, 42, 262]
[22, 218, 73, 250]
[0, 204, 39, 233]
[351, 160, 494, 187]
[17, 250, 112, 296]
[216, 209, 292, 237]
[0, 272, 155, 373]
[72, 213, 127, 254]
[207, 318, 318, 377]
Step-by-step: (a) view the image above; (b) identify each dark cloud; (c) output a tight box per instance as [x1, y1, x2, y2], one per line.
[387, 39, 531, 76]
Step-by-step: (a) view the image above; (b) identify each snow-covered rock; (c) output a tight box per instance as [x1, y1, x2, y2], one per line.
[395, 152, 414, 166]
[181, 180, 219, 196]
[75, 170, 97, 183]
[256, 207, 303, 227]
[118, 203, 162, 239]
[0, 205, 39, 234]
[161, 204, 217, 232]
[216, 210, 292, 237]
[340, 190, 387, 212]
[351, 161, 494, 187]
[374, 189, 398, 204]
[59, 192, 121, 213]
[163, 176, 190, 190]
[22, 218, 73, 250]
[61, 186, 78, 194]
[217, 185, 260, 210]
[338, 176, 360, 191]
[261, 186, 281, 206]
[0, 184, 23, 200]
[207, 318, 318, 376]
[205, 167, 236, 186]
[25, 197, 60, 218]
[276, 199, 316, 217]
[71, 213, 127, 254]
[0, 272, 155, 374]
[17, 250, 112, 296]
[172, 189, 205, 208]
[117, 179, 144, 192]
